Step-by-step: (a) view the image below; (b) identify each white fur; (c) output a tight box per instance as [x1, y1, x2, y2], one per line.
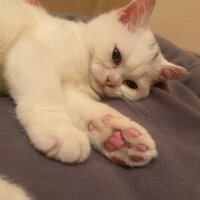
[1, 0, 183, 197]
[0, 177, 31, 200]
[0, 0, 158, 162]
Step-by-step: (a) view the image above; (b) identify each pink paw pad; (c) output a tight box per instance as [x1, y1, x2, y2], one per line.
[104, 114, 113, 122]
[135, 144, 148, 152]
[127, 128, 140, 137]
[88, 122, 95, 131]
[104, 130, 125, 152]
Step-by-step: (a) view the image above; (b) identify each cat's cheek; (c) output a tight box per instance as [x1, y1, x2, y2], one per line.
[119, 84, 150, 101]
[135, 88, 150, 100]
[119, 85, 138, 100]
[104, 87, 121, 98]
[89, 76, 105, 97]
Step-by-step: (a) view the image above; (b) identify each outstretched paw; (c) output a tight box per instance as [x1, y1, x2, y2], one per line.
[87, 114, 157, 167]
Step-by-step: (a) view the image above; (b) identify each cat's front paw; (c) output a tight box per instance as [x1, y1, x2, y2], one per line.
[31, 126, 91, 163]
[87, 114, 157, 167]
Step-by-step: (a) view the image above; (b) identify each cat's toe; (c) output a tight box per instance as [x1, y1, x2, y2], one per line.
[53, 132, 90, 163]
[61, 132, 91, 163]
[34, 129, 91, 164]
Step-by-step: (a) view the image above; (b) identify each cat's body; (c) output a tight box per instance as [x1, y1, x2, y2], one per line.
[0, 0, 187, 199]
[0, 177, 31, 200]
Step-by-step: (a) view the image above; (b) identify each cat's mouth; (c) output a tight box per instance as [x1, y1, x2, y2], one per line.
[89, 75, 121, 98]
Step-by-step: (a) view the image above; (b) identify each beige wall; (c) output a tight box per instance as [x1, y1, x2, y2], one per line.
[40, 0, 129, 16]
[151, 0, 200, 55]
[40, 0, 200, 55]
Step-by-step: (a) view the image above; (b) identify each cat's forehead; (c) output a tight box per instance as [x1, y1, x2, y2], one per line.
[89, 11, 158, 66]
[117, 30, 157, 65]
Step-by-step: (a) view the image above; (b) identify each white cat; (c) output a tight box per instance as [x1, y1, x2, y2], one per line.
[0, 0, 187, 199]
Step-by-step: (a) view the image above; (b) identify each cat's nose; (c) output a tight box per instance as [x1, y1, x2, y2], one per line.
[105, 76, 117, 88]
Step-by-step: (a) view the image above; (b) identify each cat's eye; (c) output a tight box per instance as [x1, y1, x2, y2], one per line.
[112, 47, 121, 65]
[124, 80, 138, 89]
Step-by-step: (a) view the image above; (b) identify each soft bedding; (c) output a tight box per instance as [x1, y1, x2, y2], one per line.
[0, 14, 200, 200]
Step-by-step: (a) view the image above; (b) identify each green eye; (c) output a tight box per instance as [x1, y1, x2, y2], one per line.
[112, 47, 121, 65]
[124, 80, 138, 89]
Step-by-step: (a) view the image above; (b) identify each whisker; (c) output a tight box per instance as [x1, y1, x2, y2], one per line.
[120, 95, 150, 118]
[186, 61, 200, 70]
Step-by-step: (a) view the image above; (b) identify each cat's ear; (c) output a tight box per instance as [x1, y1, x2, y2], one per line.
[118, 0, 156, 31]
[25, 0, 40, 6]
[158, 59, 187, 82]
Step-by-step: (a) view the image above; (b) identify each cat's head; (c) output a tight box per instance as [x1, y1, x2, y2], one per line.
[87, 0, 187, 100]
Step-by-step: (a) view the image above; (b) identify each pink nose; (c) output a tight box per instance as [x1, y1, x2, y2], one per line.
[105, 76, 116, 87]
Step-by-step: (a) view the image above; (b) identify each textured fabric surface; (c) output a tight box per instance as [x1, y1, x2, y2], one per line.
[0, 14, 200, 200]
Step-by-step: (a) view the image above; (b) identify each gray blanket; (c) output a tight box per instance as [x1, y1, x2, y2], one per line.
[0, 15, 200, 200]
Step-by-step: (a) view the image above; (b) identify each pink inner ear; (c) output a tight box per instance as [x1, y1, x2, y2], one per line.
[119, 0, 156, 31]
[160, 66, 187, 81]
[25, 0, 40, 6]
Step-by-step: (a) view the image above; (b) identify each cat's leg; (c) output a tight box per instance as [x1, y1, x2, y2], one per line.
[0, 177, 31, 200]
[63, 89, 157, 167]
[8, 77, 90, 163]
[5, 58, 90, 164]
